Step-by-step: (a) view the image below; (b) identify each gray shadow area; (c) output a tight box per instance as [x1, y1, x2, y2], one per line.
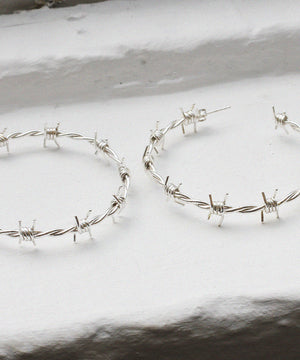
[0, 29, 299, 113]
[3, 299, 299, 360]
[0, 0, 106, 14]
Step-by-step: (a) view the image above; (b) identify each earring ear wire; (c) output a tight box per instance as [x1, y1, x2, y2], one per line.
[181, 105, 230, 134]
[143, 104, 299, 226]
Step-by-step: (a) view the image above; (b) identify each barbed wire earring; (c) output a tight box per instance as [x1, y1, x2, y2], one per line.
[0, 124, 130, 247]
[142, 105, 299, 227]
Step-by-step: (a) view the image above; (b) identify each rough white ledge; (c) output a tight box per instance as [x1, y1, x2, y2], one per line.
[0, 0, 300, 111]
[0, 1, 299, 359]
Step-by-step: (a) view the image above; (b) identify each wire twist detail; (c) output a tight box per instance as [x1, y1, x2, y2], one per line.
[0, 127, 130, 244]
[142, 105, 299, 225]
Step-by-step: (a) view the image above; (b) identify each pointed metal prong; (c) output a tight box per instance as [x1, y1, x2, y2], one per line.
[180, 109, 186, 134]
[74, 212, 93, 241]
[224, 193, 229, 204]
[181, 123, 186, 134]
[94, 132, 98, 155]
[165, 176, 170, 187]
[54, 138, 60, 148]
[261, 190, 280, 223]
[209, 194, 213, 208]
[44, 122, 60, 148]
[18, 219, 37, 245]
[85, 210, 92, 220]
[18, 220, 23, 245]
[161, 136, 165, 150]
[208, 194, 228, 227]
[262, 192, 267, 205]
[31, 219, 36, 231]
[75, 215, 80, 228]
[218, 215, 224, 227]
[0, 128, 9, 153]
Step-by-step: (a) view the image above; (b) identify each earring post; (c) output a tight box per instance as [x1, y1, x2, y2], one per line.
[207, 106, 231, 115]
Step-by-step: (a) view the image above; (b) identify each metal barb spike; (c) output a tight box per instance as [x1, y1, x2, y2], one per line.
[94, 132, 109, 156]
[0, 128, 9, 153]
[208, 193, 229, 227]
[44, 123, 60, 148]
[181, 105, 230, 134]
[18, 219, 37, 246]
[273, 106, 289, 134]
[164, 176, 184, 206]
[261, 189, 279, 223]
[73, 210, 93, 242]
[150, 121, 165, 153]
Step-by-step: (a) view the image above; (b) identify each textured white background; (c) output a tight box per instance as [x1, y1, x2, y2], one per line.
[0, 0, 299, 352]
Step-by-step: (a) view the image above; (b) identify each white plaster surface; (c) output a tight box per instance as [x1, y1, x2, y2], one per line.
[0, 0, 299, 355]
[1, 0, 300, 64]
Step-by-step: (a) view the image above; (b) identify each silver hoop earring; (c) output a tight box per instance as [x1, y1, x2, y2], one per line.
[143, 105, 299, 227]
[0, 125, 130, 246]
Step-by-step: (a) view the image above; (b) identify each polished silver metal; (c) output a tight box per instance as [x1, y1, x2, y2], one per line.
[0, 128, 9, 153]
[111, 185, 127, 223]
[18, 220, 37, 246]
[150, 121, 165, 154]
[0, 128, 130, 245]
[273, 106, 300, 134]
[164, 176, 184, 205]
[181, 105, 230, 134]
[74, 210, 93, 242]
[142, 105, 299, 226]
[261, 190, 279, 223]
[208, 193, 229, 227]
[44, 123, 60, 148]
[94, 132, 109, 156]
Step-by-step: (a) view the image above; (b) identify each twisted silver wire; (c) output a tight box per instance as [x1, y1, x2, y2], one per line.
[143, 107, 300, 223]
[0, 129, 130, 241]
[288, 122, 300, 132]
